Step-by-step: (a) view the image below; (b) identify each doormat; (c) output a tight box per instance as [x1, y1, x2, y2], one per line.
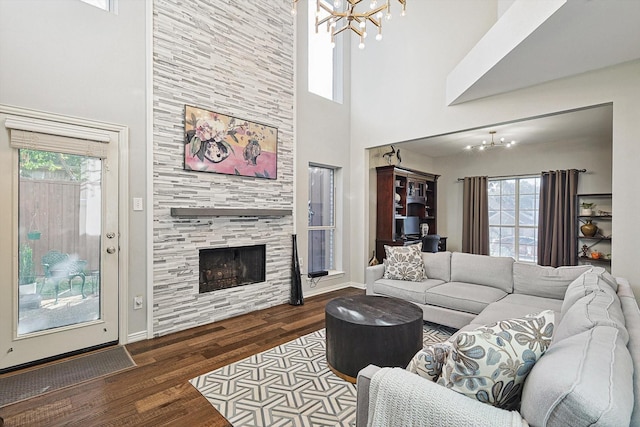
[190, 322, 455, 427]
[0, 346, 136, 408]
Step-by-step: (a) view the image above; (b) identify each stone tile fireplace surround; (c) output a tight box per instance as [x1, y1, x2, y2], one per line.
[152, 1, 294, 337]
[153, 214, 293, 337]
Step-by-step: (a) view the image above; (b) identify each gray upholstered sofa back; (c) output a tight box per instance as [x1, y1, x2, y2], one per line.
[450, 252, 514, 293]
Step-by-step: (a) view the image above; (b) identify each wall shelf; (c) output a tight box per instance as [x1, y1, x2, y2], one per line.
[576, 193, 612, 272]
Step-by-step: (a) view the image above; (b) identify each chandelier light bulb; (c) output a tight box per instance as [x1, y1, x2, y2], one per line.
[307, 0, 407, 50]
[401, 9, 406, 17]
[331, 41, 336, 48]
[464, 130, 517, 152]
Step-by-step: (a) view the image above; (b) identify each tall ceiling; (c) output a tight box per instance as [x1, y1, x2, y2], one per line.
[399, 104, 613, 158]
[448, 0, 640, 105]
[395, 0, 637, 158]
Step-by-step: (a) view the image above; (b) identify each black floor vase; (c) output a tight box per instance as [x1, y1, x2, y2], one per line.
[290, 234, 304, 305]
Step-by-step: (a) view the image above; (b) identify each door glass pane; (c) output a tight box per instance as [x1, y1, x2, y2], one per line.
[18, 149, 102, 335]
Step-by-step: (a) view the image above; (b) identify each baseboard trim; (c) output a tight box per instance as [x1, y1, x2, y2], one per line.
[305, 282, 364, 298]
[127, 330, 148, 344]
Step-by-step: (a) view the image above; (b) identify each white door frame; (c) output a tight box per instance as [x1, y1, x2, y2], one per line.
[0, 104, 129, 366]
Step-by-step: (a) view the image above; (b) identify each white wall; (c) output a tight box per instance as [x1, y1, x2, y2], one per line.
[349, 0, 640, 293]
[0, 0, 147, 336]
[295, 0, 354, 295]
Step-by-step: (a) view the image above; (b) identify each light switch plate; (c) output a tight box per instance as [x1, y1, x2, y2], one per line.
[133, 197, 143, 211]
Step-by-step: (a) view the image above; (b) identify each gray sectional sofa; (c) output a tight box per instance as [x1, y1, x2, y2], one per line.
[358, 251, 640, 426]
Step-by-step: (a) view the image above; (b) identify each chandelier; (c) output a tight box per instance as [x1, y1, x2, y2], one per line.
[292, 0, 407, 49]
[465, 131, 516, 151]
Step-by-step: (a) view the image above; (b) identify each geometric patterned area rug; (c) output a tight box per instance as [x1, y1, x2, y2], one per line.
[0, 345, 136, 408]
[190, 322, 455, 427]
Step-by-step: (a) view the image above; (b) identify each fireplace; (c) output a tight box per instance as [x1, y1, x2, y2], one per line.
[199, 245, 266, 293]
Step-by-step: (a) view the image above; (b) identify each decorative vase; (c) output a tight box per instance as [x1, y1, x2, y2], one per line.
[580, 219, 598, 237]
[290, 234, 304, 306]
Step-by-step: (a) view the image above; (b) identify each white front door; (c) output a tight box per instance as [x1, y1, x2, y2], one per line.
[0, 107, 122, 371]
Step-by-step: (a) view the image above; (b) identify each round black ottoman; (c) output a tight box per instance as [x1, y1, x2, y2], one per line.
[325, 295, 423, 383]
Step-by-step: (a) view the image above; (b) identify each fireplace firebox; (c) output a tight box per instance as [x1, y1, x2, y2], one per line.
[199, 245, 266, 293]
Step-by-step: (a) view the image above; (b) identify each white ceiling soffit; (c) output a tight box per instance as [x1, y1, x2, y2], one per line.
[446, 0, 640, 105]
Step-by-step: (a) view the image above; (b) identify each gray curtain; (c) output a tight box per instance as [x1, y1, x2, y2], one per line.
[462, 176, 489, 255]
[538, 169, 579, 267]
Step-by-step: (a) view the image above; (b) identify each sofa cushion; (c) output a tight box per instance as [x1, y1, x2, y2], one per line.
[521, 326, 633, 427]
[553, 289, 628, 345]
[421, 251, 452, 282]
[513, 262, 592, 299]
[499, 293, 564, 313]
[562, 268, 601, 311]
[438, 310, 554, 410]
[382, 243, 425, 281]
[373, 278, 445, 305]
[425, 282, 507, 315]
[471, 296, 561, 327]
[450, 252, 514, 293]
[406, 342, 453, 381]
[600, 270, 620, 292]
[561, 268, 619, 316]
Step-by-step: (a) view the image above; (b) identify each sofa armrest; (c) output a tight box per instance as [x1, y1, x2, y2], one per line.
[365, 264, 385, 295]
[356, 364, 380, 427]
[356, 365, 528, 427]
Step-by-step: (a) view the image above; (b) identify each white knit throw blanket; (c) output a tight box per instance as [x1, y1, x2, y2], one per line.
[368, 367, 528, 427]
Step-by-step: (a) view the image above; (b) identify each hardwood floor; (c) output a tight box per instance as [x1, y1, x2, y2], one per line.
[0, 287, 363, 426]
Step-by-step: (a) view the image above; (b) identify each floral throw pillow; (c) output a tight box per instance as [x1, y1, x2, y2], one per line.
[406, 342, 453, 381]
[382, 243, 425, 281]
[437, 310, 555, 410]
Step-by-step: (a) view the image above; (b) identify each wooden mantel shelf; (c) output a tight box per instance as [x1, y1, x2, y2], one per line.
[170, 207, 292, 217]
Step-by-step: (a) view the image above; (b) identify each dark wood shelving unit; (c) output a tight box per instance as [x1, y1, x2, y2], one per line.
[375, 165, 441, 262]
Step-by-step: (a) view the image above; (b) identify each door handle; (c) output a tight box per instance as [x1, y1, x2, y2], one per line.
[106, 247, 116, 254]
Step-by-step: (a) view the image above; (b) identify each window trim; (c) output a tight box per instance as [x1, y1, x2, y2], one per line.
[308, 163, 340, 273]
